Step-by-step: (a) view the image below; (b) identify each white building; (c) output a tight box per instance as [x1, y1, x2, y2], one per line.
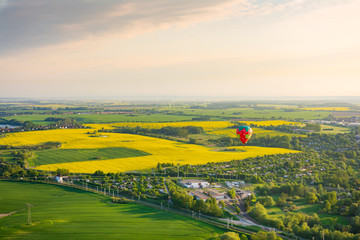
[225, 181, 245, 188]
[181, 179, 210, 189]
[55, 176, 63, 183]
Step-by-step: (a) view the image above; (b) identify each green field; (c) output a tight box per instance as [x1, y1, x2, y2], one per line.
[0, 181, 223, 240]
[3, 114, 202, 125]
[266, 197, 350, 227]
[163, 108, 332, 120]
[33, 147, 150, 166]
[319, 124, 350, 134]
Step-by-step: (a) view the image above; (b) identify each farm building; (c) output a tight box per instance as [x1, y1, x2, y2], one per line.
[190, 191, 209, 201]
[207, 190, 226, 200]
[181, 179, 210, 189]
[225, 181, 245, 188]
[54, 175, 69, 183]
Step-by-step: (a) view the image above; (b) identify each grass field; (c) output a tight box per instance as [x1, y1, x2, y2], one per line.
[266, 198, 350, 227]
[162, 108, 332, 120]
[319, 124, 350, 134]
[0, 129, 299, 173]
[3, 114, 201, 125]
[33, 147, 150, 166]
[0, 181, 223, 240]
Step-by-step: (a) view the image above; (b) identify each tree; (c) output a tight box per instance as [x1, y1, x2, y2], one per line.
[227, 189, 236, 199]
[219, 200, 226, 209]
[240, 234, 248, 240]
[252, 231, 282, 240]
[220, 232, 240, 240]
[325, 191, 337, 205]
[157, 163, 162, 173]
[324, 200, 331, 212]
[306, 192, 318, 204]
[349, 203, 359, 216]
[276, 193, 287, 207]
[351, 216, 360, 233]
[56, 168, 69, 176]
[250, 202, 267, 220]
[263, 196, 275, 207]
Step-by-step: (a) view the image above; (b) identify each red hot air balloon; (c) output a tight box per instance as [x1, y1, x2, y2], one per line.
[236, 126, 253, 146]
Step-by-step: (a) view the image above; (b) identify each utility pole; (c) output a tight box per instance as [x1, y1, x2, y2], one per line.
[231, 217, 233, 227]
[26, 203, 33, 225]
[160, 202, 162, 210]
[177, 163, 180, 181]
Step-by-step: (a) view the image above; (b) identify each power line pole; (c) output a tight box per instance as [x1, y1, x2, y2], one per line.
[177, 163, 180, 181]
[26, 203, 33, 225]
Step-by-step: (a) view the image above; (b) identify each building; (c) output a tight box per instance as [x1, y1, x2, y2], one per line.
[181, 179, 210, 189]
[190, 191, 209, 201]
[55, 176, 64, 183]
[225, 181, 245, 188]
[236, 190, 252, 199]
[54, 175, 69, 183]
[207, 190, 225, 200]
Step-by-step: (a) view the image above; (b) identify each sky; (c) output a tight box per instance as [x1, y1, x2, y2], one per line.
[0, 0, 359, 99]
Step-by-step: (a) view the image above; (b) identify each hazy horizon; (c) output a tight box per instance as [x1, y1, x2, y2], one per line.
[1, 0, 359, 98]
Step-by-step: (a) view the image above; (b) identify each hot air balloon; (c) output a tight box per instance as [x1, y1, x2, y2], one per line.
[236, 126, 253, 146]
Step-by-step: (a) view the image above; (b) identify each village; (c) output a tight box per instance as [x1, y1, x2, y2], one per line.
[53, 173, 253, 216]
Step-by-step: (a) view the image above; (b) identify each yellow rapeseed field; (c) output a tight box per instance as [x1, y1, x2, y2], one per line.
[87, 120, 303, 139]
[0, 129, 298, 173]
[86, 120, 300, 130]
[85, 121, 233, 131]
[238, 120, 301, 126]
[301, 107, 351, 111]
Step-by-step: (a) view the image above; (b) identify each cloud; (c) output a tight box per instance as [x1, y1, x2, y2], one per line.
[0, 0, 299, 55]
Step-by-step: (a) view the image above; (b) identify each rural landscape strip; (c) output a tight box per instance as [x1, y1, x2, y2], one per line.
[9, 179, 300, 240]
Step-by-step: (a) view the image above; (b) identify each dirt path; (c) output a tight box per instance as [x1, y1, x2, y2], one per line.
[0, 211, 17, 218]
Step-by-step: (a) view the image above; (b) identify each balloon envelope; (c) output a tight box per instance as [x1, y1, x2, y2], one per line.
[236, 126, 253, 145]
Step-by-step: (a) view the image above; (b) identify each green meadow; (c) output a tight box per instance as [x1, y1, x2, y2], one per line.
[164, 108, 332, 120]
[0, 181, 223, 240]
[33, 147, 150, 166]
[3, 113, 200, 125]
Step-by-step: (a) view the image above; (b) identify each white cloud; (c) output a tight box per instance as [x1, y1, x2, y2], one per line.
[0, 0, 303, 54]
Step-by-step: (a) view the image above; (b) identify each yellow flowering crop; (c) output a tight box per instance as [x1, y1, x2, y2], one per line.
[0, 129, 298, 173]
